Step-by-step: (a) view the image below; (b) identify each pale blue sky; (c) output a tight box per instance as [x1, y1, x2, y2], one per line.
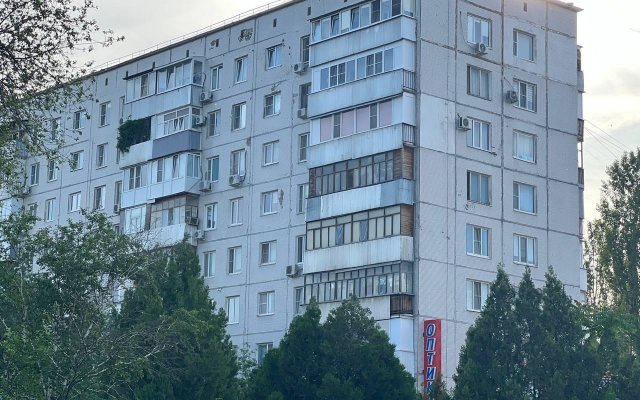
[83, 0, 640, 222]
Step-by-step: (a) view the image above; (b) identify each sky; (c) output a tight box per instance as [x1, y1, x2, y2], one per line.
[82, 0, 640, 223]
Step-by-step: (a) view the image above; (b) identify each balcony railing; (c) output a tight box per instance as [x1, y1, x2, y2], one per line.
[390, 294, 413, 316]
[402, 70, 416, 92]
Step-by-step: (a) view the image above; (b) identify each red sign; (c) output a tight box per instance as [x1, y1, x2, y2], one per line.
[423, 319, 442, 395]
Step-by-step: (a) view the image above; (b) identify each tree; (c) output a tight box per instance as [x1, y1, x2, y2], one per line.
[0, 0, 121, 190]
[248, 298, 418, 400]
[454, 267, 523, 400]
[586, 149, 640, 315]
[424, 373, 451, 400]
[117, 241, 239, 399]
[0, 212, 163, 399]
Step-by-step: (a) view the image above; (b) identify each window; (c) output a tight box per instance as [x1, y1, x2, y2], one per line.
[204, 251, 216, 277]
[513, 234, 537, 266]
[260, 241, 277, 265]
[206, 156, 219, 181]
[298, 133, 309, 162]
[125, 72, 151, 101]
[186, 154, 201, 178]
[232, 103, 247, 130]
[226, 296, 240, 324]
[208, 109, 220, 136]
[514, 79, 537, 111]
[264, 92, 281, 117]
[294, 287, 304, 314]
[93, 186, 106, 210]
[468, 66, 491, 99]
[467, 119, 490, 151]
[261, 190, 279, 215]
[513, 131, 537, 163]
[114, 181, 122, 209]
[123, 205, 145, 234]
[205, 203, 217, 230]
[50, 118, 61, 141]
[514, 30, 535, 61]
[70, 151, 84, 171]
[319, 100, 392, 142]
[466, 224, 490, 257]
[228, 246, 242, 274]
[46, 160, 57, 182]
[230, 150, 246, 176]
[467, 14, 491, 46]
[68, 192, 81, 213]
[257, 343, 273, 365]
[172, 155, 180, 179]
[44, 198, 55, 222]
[301, 35, 310, 64]
[258, 291, 275, 315]
[295, 235, 305, 265]
[73, 110, 86, 130]
[266, 45, 283, 69]
[513, 182, 537, 214]
[306, 206, 407, 250]
[262, 141, 280, 165]
[299, 83, 311, 109]
[127, 165, 143, 190]
[160, 107, 201, 136]
[230, 198, 242, 225]
[29, 163, 39, 186]
[99, 102, 111, 126]
[27, 203, 37, 217]
[211, 65, 222, 90]
[467, 280, 490, 311]
[96, 144, 106, 168]
[297, 184, 308, 214]
[467, 171, 491, 205]
[234, 56, 247, 83]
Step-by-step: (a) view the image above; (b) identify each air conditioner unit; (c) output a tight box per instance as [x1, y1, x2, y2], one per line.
[195, 230, 205, 240]
[229, 174, 245, 186]
[297, 108, 308, 119]
[475, 42, 488, 55]
[113, 204, 120, 214]
[193, 116, 207, 127]
[286, 264, 302, 277]
[293, 62, 308, 74]
[199, 181, 212, 192]
[187, 217, 199, 226]
[506, 90, 519, 104]
[200, 91, 214, 103]
[456, 116, 471, 131]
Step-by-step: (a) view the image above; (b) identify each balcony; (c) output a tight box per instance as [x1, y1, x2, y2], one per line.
[142, 223, 198, 249]
[120, 140, 152, 167]
[130, 85, 200, 120]
[577, 70, 585, 93]
[307, 179, 414, 221]
[310, 16, 417, 67]
[149, 176, 201, 201]
[308, 123, 415, 168]
[308, 69, 416, 118]
[305, 236, 413, 274]
[390, 294, 413, 315]
[152, 130, 201, 159]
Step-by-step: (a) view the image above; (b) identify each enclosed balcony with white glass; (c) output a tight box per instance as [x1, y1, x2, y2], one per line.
[152, 106, 203, 159]
[120, 152, 203, 209]
[308, 95, 415, 167]
[310, 0, 416, 66]
[308, 42, 415, 117]
[124, 58, 205, 120]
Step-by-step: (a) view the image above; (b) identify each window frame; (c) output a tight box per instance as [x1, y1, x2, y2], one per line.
[204, 251, 216, 277]
[261, 190, 279, 215]
[29, 162, 40, 186]
[47, 160, 58, 182]
[513, 29, 535, 62]
[514, 79, 537, 112]
[44, 198, 55, 222]
[513, 182, 537, 214]
[263, 92, 281, 117]
[467, 171, 492, 205]
[70, 151, 84, 171]
[258, 291, 275, 316]
[234, 56, 248, 84]
[466, 279, 490, 312]
[210, 64, 222, 91]
[226, 296, 240, 324]
[260, 241, 277, 266]
[467, 14, 492, 47]
[93, 185, 106, 211]
[96, 143, 107, 168]
[205, 203, 218, 230]
[467, 65, 491, 100]
[513, 130, 537, 163]
[298, 133, 309, 162]
[232, 102, 247, 130]
[297, 183, 308, 214]
[228, 246, 242, 274]
[262, 141, 280, 166]
[99, 102, 111, 126]
[266, 44, 283, 69]
[206, 156, 219, 182]
[466, 224, 491, 258]
[466, 118, 491, 152]
[68, 192, 82, 213]
[208, 109, 221, 137]
[513, 234, 537, 266]
[230, 197, 242, 226]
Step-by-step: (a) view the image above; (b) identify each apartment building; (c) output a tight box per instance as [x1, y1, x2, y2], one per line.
[0, 0, 585, 389]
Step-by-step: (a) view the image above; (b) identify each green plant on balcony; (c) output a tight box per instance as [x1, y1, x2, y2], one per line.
[117, 117, 151, 153]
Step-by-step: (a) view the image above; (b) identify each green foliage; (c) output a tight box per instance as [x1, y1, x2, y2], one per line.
[117, 241, 239, 399]
[116, 117, 152, 153]
[0, 0, 122, 190]
[248, 298, 418, 400]
[424, 373, 452, 400]
[0, 211, 157, 399]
